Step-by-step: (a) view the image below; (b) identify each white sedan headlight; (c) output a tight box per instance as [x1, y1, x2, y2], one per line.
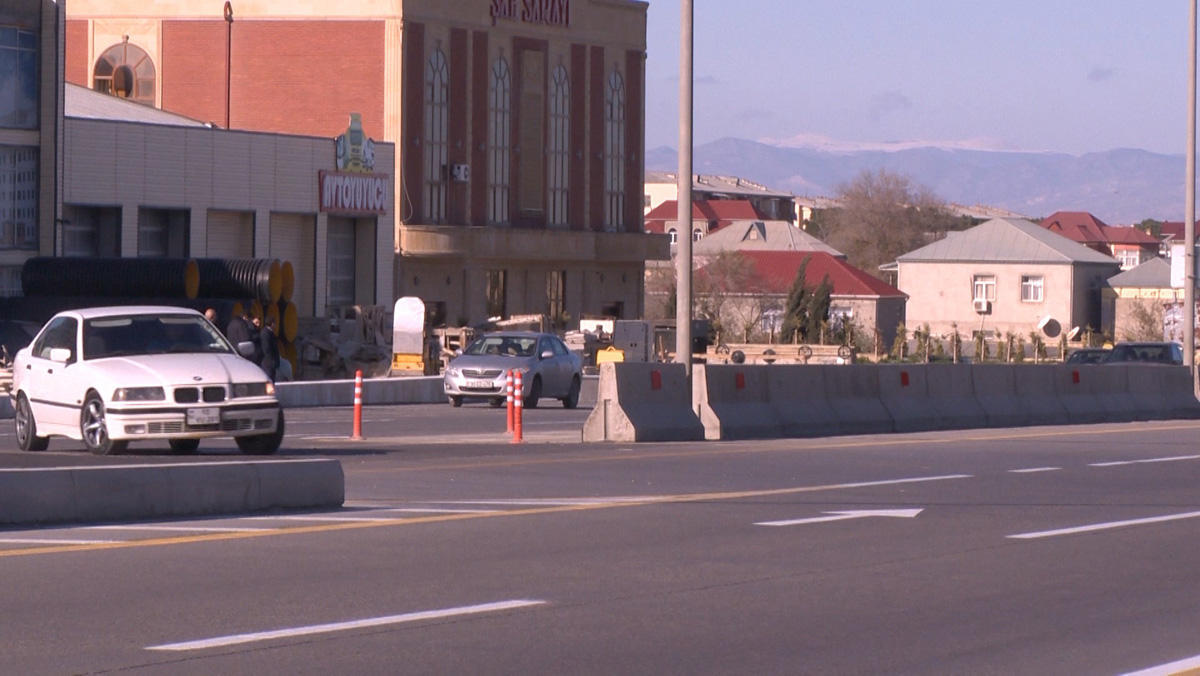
[112, 387, 165, 402]
[232, 382, 274, 398]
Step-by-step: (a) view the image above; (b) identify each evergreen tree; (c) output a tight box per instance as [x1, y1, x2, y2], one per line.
[780, 258, 832, 343]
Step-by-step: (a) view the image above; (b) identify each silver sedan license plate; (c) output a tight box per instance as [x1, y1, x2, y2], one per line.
[466, 378, 493, 389]
[186, 407, 220, 425]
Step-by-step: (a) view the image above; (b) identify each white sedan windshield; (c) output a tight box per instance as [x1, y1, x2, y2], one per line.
[83, 315, 233, 359]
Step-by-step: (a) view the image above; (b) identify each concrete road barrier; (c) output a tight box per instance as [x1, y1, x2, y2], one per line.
[583, 362, 704, 442]
[276, 376, 444, 407]
[971, 365, 1028, 428]
[1071, 365, 1136, 423]
[1013, 366, 1070, 426]
[693, 365, 782, 440]
[767, 365, 840, 437]
[824, 365, 893, 434]
[877, 365, 936, 432]
[0, 458, 344, 526]
[1054, 365, 1112, 425]
[1153, 365, 1200, 419]
[924, 363, 988, 430]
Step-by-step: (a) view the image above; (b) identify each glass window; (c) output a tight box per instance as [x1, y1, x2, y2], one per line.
[0, 26, 38, 129]
[424, 48, 449, 224]
[972, 274, 996, 301]
[1117, 250, 1140, 270]
[1021, 275, 1044, 302]
[138, 208, 189, 258]
[692, 228, 702, 242]
[92, 41, 156, 106]
[0, 145, 38, 249]
[546, 269, 565, 320]
[667, 228, 677, 244]
[603, 69, 625, 231]
[487, 56, 511, 225]
[547, 64, 570, 226]
[33, 317, 78, 361]
[485, 269, 506, 318]
[0, 265, 20, 297]
[327, 220, 355, 306]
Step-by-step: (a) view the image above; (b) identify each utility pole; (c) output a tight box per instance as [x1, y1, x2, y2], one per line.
[1188, 0, 1197, 394]
[675, 0, 693, 378]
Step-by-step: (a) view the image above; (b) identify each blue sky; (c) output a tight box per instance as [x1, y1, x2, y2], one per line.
[644, 1, 1188, 155]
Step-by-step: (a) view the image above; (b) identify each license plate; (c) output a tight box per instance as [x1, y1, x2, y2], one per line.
[186, 407, 220, 425]
[466, 379, 493, 389]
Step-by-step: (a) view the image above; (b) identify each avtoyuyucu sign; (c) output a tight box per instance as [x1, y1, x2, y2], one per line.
[319, 171, 388, 215]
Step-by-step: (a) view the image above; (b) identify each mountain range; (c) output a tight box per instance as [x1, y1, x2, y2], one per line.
[645, 138, 1192, 225]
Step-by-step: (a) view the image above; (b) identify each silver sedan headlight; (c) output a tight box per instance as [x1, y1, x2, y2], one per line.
[112, 386, 166, 402]
[445, 367, 461, 378]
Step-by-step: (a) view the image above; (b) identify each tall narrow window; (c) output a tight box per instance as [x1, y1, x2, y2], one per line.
[424, 48, 449, 223]
[547, 64, 570, 227]
[485, 269, 507, 318]
[546, 269, 566, 321]
[93, 40, 156, 106]
[487, 56, 511, 225]
[603, 69, 626, 231]
[0, 26, 38, 128]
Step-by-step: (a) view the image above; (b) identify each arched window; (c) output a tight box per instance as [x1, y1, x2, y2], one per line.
[93, 41, 155, 105]
[667, 228, 678, 244]
[424, 48, 449, 223]
[692, 228, 702, 242]
[487, 56, 511, 225]
[547, 63, 570, 227]
[603, 69, 625, 231]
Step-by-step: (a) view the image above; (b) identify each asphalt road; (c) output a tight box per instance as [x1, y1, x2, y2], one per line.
[3, 405, 1200, 674]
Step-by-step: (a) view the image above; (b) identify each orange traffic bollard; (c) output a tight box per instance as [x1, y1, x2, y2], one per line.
[506, 369, 514, 433]
[351, 369, 364, 440]
[512, 370, 523, 444]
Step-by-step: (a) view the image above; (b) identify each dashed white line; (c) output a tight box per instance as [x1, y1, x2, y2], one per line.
[1008, 467, 1061, 474]
[0, 538, 116, 545]
[87, 525, 270, 533]
[1121, 652, 1200, 675]
[1090, 454, 1200, 467]
[245, 515, 403, 523]
[1009, 510, 1200, 540]
[146, 599, 548, 651]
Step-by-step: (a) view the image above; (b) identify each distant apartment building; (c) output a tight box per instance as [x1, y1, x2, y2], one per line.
[644, 171, 796, 223]
[65, 0, 666, 325]
[1040, 211, 1159, 271]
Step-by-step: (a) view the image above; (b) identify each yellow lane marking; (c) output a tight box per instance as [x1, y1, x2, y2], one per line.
[359, 422, 1200, 474]
[0, 474, 971, 559]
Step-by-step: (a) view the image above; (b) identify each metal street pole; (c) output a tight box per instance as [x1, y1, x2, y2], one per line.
[675, 0, 693, 377]
[1187, 0, 1197, 392]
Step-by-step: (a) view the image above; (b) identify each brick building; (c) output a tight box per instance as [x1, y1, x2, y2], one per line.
[64, 0, 666, 326]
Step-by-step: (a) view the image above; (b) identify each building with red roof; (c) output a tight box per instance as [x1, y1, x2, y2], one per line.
[644, 199, 766, 242]
[1040, 211, 1159, 270]
[690, 250, 906, 346]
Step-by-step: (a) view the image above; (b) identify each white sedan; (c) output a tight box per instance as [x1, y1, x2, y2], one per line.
[11, 306, 283, 455]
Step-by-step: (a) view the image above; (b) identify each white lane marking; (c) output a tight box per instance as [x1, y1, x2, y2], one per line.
[756, 508, 924, 527]
[245, 515, 403, 523]
[1008, 467, 1061, 473]
[1009, 510, 1200, 540]
[1121, 653, 1200, 675]
[0, 538, 116, 545]
[1090, 454, 1200, 467]
[381, 508, 499, 514]
[146, 599, 547, 651]
[87, 525, 270, 533]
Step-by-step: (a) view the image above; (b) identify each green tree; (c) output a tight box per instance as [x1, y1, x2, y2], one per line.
[822, 169, 963, 277]
[1138, 218, 1164, 240]
[780, 258, 832, 343]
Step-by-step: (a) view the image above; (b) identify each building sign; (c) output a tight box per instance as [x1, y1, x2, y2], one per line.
[490, 0, 569, 28]
[319, 171, 388, 215]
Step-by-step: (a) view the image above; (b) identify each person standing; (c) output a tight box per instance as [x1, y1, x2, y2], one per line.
[226, 309, 259, 362]
[258, 315, 280, 381]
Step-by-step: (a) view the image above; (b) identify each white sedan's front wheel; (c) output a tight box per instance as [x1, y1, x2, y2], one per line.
[15, 394, 48, 451]
[81, 392, 127, 456]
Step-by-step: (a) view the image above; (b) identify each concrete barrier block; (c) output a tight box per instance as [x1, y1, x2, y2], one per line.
[877, 365, 936, 432]
[0, 469, 78, 524]
[276, 376, 444, 408]
[1012, 366, 1070, 426]
[823, 365, 893, 434]
[971, 365, 1027, 428]
[69, 465, 175, 523]
[1155, 366, 1200, 419]
[925, 363, 988, 430]
[254, 459, 345, 510]
[767, 365, 839, 437]
[161, 461, 261, 516]
[1076, 365, 1136, 423]
[693, 365, 782, 440]
[1126, 365, 1171, 420]
[1053, 365, 1112, 424]
[583, 362, 704, 442]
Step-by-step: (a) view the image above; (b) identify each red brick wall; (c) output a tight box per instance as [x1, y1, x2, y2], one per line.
[159, 20, 384, 137]
[64, 20, 88, 86]
[401, 22, 425, 222]
[162, 20, 227, 126]
[588, 46, 604, 231]
[623, 49, 644, 233]
[470, 31, 488, 226]
[448, 28, 468, 225]
[569, 43, 586, 231]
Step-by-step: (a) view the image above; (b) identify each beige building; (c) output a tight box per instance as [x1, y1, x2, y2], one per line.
[66, 0, 667, 327]
[897, 218, 1120, 339]
[1104, 257, 1176, 342]
[644, 172, 796, 223]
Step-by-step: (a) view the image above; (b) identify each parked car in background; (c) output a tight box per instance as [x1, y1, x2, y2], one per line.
[1102, 341, 1183, 366]
[444, 332, 582, 409]
[1065, 348, 1111, 365]
[11, 306, 283, 455]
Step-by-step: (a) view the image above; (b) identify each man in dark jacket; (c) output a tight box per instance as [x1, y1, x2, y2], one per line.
[258, 316, 280, 381]
[226, 310, 259, 361]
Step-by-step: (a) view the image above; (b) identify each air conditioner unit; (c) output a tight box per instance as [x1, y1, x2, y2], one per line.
[973, 299, 991, 314]
[449, 164, 470, 183]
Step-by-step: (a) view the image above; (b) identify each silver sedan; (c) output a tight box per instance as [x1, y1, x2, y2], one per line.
[443, 332, 582, 409]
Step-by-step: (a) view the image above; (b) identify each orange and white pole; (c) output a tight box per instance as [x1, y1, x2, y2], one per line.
[506, 369, 515, 433]
[512, 370, 523, 444]
[351, 369, 364, 440]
